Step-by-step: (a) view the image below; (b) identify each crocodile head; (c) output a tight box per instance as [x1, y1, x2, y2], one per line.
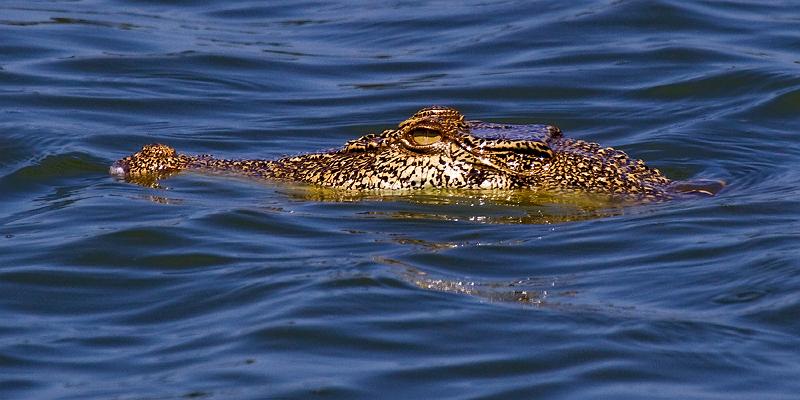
[112, 106, 681, 196]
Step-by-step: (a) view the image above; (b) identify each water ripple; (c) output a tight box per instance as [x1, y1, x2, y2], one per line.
[3, 0, 800, 399]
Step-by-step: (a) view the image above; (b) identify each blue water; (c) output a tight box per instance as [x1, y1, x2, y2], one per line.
[2, 1, 800, 399]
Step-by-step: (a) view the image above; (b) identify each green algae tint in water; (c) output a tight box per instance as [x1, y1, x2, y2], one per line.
[2, 1, 800, 399]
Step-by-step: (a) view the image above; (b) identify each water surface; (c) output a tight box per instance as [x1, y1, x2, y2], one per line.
[2, 1, 800, 399]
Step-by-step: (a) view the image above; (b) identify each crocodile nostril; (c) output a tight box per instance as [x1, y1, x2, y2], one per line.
[109, 161, 128, 176]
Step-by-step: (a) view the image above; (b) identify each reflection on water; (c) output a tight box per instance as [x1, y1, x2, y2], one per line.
[393, 260, 551, 305]
[131, 175, 631, 224]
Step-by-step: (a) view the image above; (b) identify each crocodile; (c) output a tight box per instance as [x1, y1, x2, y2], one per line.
[110, 106, 721, 198]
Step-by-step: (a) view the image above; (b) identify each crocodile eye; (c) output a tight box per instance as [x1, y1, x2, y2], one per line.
[409, 127, 442, 146]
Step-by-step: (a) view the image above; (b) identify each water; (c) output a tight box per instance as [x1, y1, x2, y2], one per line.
[2, 1, 800, 398]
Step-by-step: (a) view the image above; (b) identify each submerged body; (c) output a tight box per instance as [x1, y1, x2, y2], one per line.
[111, 107, 718, 198]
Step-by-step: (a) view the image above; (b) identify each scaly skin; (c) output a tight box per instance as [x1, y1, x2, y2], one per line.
[111, 106, 702, 199]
